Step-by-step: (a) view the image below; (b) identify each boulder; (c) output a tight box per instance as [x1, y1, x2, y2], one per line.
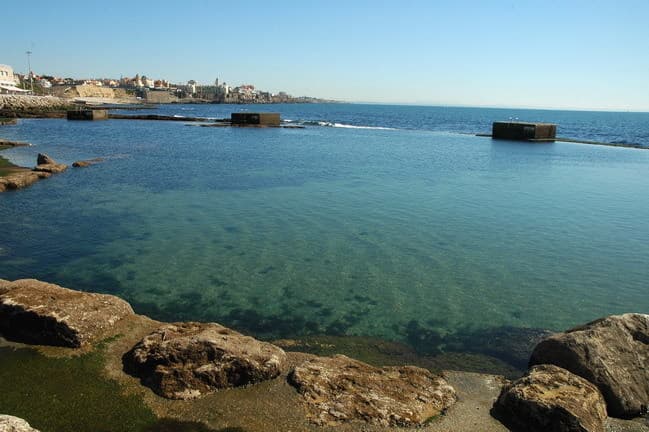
[34, 153, 67, 174]
[123, 322, 287, 399]
[288, 354, 457, 427]
[493, 364, 607, 432]
[0, 279, 134, 347]
[529, 314, 649, 418]
[36, 153, 55, 165]
[0, 415, 40, 432]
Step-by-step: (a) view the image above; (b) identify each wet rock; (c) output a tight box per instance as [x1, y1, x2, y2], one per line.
[33, 164, 67, 174]
[123, 322, 287, 399]
[288, 354, 457, 427]
[0, 139, 29, 147]
[0, 171, 49, 192]
[529, 314, 649, 418]
[0, 279, 134, 347]
[36, 153, 55, 165]
[72, 158, 104, 168]
[493, 364, 607, 432]
[0, 415, 40, 432]
[33, 153, 67, 174]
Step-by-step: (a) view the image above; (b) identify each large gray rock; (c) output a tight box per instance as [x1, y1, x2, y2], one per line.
[123, 322, 287, 399]
[493, 364, 607, 432]
[289, 354, 457, 427]
[0, 279, 134, 347]
[0, 415, 40, 432]
[529, 314, 649, 418]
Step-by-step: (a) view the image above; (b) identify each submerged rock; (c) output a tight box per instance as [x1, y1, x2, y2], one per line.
[529, 313, 649, 418]
[493, 364, 607, 432]
[288, 354, 457, 427]
[123, 322, 287, 399]
[0, 415, 40, 432]
[0, 279, 134, 347]
[72, 158, 104, 168]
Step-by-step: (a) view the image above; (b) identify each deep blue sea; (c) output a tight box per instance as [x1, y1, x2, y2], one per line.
[1, 104, 648, 367]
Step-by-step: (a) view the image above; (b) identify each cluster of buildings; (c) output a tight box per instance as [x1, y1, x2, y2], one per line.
[0, 62, 326, 103]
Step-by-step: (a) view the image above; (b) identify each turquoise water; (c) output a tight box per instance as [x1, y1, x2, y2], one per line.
[1, 104, 648, 364]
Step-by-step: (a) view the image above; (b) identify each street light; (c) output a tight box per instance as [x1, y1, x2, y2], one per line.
[26, 50, 33, 93]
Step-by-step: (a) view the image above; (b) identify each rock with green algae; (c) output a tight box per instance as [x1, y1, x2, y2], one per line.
[493, 364, 607, 432]
[0, 279, 134, 347]
[0, 415, 40, 432]
[288, 354, 457, 427]
[123, 322, 288, 400]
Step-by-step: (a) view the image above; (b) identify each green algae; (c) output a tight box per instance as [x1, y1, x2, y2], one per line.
[0, 345, 155, 431]
[0, 345, 213, 432]
[0, 145, 23, 177]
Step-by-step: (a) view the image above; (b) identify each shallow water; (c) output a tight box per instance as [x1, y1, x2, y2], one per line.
[1, 105, 648, 359]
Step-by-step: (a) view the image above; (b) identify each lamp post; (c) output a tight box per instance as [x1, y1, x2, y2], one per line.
[26, 50, 34, 93]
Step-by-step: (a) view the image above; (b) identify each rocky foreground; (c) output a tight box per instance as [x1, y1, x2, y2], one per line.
[0, 278, 647, 432]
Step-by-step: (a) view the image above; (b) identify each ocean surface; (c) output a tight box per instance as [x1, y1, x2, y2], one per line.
[1, 104, 648, 366]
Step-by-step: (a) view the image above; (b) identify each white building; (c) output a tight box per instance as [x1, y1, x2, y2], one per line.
[0, 64, 27, 94]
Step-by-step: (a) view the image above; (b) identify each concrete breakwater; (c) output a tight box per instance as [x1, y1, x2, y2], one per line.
[0, 277, 648, 431]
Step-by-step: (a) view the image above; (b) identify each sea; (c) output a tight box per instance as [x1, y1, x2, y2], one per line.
[1, 103, 648, 369]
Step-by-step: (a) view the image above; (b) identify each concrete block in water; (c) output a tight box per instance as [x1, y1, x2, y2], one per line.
[231, 112, 280, 127]
[67, 109, 108, 120]
[492, 121, 556, 141]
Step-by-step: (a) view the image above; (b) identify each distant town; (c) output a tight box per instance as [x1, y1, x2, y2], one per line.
[0, 63, 335, 104]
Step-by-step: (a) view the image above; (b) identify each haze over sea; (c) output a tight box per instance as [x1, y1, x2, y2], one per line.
[1, 104, 648, 363]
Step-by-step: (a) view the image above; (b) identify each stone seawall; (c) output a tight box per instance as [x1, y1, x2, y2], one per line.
[0, 95, 74, 115]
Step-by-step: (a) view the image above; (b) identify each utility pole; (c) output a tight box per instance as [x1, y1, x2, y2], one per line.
[25, 50, 34, 93]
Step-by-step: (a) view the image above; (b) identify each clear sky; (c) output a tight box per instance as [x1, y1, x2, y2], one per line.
[3, 0, 649, 111]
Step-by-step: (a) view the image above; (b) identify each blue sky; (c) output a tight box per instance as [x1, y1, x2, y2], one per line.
[3, 0, 648, 110]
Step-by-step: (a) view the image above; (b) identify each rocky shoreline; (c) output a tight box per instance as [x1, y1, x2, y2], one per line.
[0, 152, 68, 193]
[0, 278, 647, 432]
[0, 136, 104, 192]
